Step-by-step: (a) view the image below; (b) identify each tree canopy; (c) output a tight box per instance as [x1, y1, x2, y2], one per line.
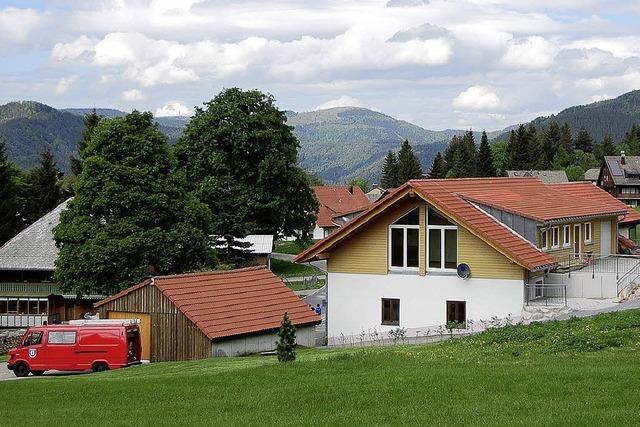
[54, 111, 214, 296]
[0, 138, 23, 245]
[174, 88, 318, 263]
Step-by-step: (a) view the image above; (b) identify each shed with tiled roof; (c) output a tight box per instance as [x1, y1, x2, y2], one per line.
[95, 266, 321, 361]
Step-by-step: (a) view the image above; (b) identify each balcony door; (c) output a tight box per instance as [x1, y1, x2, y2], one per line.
[573, 224, 581, 258]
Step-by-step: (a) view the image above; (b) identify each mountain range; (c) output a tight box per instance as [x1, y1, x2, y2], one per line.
[1, 89, 639, 183]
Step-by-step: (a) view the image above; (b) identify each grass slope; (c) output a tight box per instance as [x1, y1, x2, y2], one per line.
[2, 310, 640, 425]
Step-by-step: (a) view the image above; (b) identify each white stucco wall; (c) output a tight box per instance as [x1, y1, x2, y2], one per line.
[327, 272, 524, 338]
[545, 272, 618, 299]
[211, 325, 317, 357]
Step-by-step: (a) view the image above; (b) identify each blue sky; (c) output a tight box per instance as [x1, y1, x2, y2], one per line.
[1, 0, 639, 131]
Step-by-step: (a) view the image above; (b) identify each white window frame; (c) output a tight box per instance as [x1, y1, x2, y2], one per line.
[584, 222, 592, 244]
[551, 226, 560, 249]
[562, 225, 571, 248]
[427, 225, 458, 272]
[388, 209, 420, 271]
[540, 229, 549, 250]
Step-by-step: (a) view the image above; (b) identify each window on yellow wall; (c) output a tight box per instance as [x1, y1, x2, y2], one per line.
[389, 208, 420, 270]
[427, 207, 457, 271]
[584, 222, 592, 244]
[551, 226, 560, 248]
[563, 225, 571, 247]
[540, 229, 548, 249]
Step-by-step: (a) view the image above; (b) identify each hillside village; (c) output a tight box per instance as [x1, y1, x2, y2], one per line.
[2, 1, 640, 424]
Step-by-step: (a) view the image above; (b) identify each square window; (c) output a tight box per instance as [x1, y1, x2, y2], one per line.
[446, 301, 466, 327]
[382, 298, 400, 326]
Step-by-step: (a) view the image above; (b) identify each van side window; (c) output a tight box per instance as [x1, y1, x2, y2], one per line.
[23, 331, 43, 346]
[48, 331, 77, 345]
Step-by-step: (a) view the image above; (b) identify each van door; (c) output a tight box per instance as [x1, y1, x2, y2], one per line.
[46, 330, 78, 370]
[22, 330, 46, 370]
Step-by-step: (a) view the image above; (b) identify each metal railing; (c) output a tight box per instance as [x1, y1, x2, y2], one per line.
[554, 253, 640, 279]
[616, 262, 640, 297]
[525, 284, 567, 306]
[0, 282, 60, 294]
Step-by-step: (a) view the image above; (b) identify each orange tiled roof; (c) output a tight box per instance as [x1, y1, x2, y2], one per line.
[314, 186, 371, 227]
[297, 178, 627, 271]
[95, 267, 321, 340]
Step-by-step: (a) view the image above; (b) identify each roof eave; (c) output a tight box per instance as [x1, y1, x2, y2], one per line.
[542, 211, 626, 225]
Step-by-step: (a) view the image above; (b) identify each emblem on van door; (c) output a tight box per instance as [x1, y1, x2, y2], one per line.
[28, 348, 37, 358]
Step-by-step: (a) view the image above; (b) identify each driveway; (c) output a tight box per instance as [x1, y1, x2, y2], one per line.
[0, 367, 88, 381]
[271, 253, 326, 272]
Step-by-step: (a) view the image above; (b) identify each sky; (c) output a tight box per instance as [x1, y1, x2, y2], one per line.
[1, 0, 639, 131]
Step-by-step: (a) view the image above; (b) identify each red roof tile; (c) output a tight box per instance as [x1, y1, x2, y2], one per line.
[298, 178, 623, 271]
[95, 266, 321, 340]
[314, 186, 371, 227]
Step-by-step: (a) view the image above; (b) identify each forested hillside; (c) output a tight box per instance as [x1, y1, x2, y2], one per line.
[493, 90, 640, 143]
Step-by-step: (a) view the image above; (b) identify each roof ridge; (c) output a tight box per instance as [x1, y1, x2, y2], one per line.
[154, 266, 267, 280]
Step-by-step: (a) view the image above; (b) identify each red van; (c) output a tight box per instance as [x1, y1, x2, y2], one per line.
[6, 320, 142, 377]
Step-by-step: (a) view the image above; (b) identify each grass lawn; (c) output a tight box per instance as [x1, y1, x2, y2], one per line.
[270, 258, 318, 277]
[274, 239, 318, 255]
[2, 311, 640, 425]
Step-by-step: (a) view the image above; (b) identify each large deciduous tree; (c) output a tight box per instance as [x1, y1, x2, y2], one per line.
[54, 111, 214, 296]
[174, 88, 318, 262]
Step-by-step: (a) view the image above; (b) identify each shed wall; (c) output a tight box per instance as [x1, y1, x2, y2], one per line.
[97, 284, 210, 362]
[212, 325, 317, 357]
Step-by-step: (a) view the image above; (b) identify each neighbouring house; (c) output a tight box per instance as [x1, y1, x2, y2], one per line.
[584, 168, 600, 183]
[598, 153, 640, 206]
[506, 170, 569, 183]
[619, 210, 640, 243]
[94, 266, 321, 361]
[312, 186, 372, 239]
[365, 185, 386, 203]
[214, 235, 274, 266]
[0, 199, 101, 328]
[295, 178, 633, 340]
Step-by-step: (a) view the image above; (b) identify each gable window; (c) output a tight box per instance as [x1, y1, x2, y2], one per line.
[551, 226, 560, 249]
[584, 222, 592, 244]
[382, 298, 400, 326]
[540, 229, 548, 250]
[563, 225, 571, 247]
[389, 208, 419, 270]
[427, 207, 457, 270]
[446, 301, 466, 328]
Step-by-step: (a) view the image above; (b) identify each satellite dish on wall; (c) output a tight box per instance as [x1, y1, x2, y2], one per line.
[457, 263, 471, 279]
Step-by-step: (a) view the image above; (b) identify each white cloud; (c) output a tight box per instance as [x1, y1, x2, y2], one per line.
[590, 94, 610, 102]
[55, 75, 78, 94]
[154, 101, 193, 117]
[567, 37, 640, 59]
[122, 89, 145, 101]
[51, 35, 96, 61]
[0, 7, 47, 48]
[501, 36, 557, 69]
[452, 86, 501, 111]
[574, 78, 604, 90]
[316, 96, 365, 110]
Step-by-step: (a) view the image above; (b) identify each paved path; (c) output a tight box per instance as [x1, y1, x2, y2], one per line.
[572, 293, 640, 318]
[0, 368, 87, 381]
[271, 253, 327, 272]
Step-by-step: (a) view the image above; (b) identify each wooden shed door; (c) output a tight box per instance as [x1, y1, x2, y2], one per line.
[108, 311, 151, 361]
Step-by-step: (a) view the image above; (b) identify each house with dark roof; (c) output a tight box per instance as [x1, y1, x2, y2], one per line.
[94, 266, 321, 361]
[584, 168, 600, 183]
[598, 153, 640, 206]
[0, 199, 102, 328]
[312, 186, 372, 239]
[295, 178, 633, 341]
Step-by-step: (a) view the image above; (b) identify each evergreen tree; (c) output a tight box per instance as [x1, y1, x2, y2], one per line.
[600, 135, 617, 157]
[25, 147, 64, 224]
[539, 122, 561, 169]
[396, 139, 423, 184]
[381, 151, 399, 188]
[174, 88, 318, 264]
[477, 131, 496, 177]
[574, 127, 594, 153]
[621, 125, 640, 156]
[70, 109, 102, 177]
[559, 122, 573, 153]
[0, 138, 23, 245]
[427, 152, 447, 179]
[507, 125, 531, 170]
[54, 111, 215, 296]
[446, 147, 466, 178]
[460, 131, 478, 177]
[276, 312, 296, 362]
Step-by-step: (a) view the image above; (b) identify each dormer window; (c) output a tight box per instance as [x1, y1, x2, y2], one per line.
[389, 208, 420, 270]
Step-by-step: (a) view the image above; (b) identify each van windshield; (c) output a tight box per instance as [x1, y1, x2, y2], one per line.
[22, 331, 43, 347]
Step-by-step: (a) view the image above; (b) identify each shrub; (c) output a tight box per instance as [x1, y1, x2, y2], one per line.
[276, 312, 296, 362]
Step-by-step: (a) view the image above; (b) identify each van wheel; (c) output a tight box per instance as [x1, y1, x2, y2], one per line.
[13, 362, 30, 378]
[31, 370, 45, 376]
[92, 362, 109, 373]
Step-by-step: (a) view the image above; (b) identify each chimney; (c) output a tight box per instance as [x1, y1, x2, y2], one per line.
[621, 150, 626, 165]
